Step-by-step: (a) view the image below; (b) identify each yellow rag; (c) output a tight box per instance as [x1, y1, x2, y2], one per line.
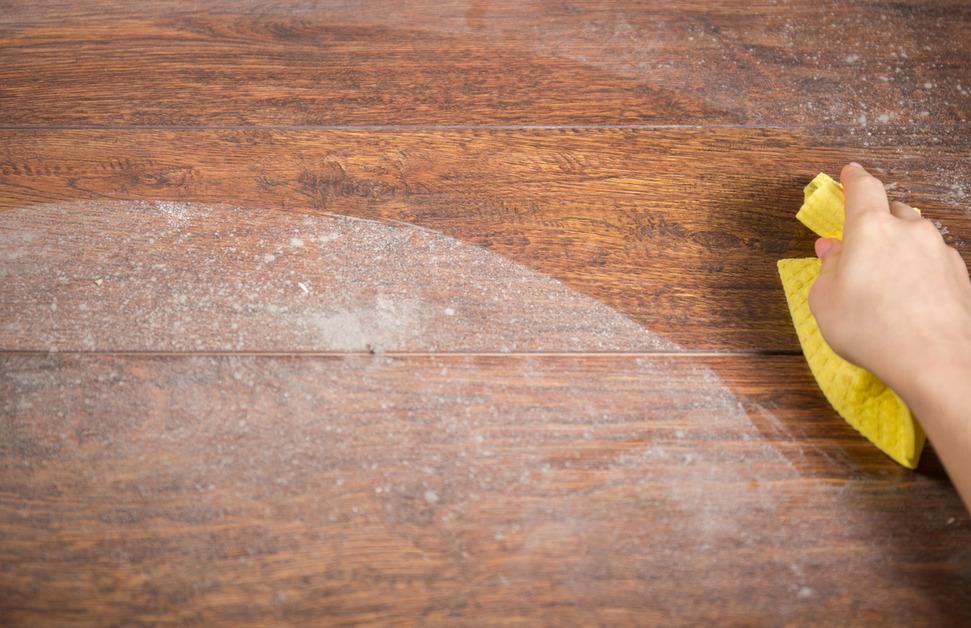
[777, 173, 924, 468]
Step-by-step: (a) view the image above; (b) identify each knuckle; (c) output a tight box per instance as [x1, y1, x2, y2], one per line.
[861, 175, 884, 191]
[917, 219, 943, 240]
[854, 212, 887, 234]
[850, 173, 885, 198]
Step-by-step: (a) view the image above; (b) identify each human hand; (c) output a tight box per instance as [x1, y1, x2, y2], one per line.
[808, 163, 971, 403]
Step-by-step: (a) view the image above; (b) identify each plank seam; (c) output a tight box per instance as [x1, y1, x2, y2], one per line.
[0, 123, 966, 131]
[0, 350, 803, 357]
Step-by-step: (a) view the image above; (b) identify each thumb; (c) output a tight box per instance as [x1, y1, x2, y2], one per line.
[809, 237, 842, 321]
[815, 237, 841, 262]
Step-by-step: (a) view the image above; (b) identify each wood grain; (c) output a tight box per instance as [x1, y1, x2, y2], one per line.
[0, 200, 677, 352]
[1, 0, 969, 126]
[2, 129, 969, 351]
[2, 353, 969, 626]
[3, 1, 971, 624]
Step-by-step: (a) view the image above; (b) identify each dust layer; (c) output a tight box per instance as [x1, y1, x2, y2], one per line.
[0, 200, 674, 352]
[2, 199, 959, 620]
[1, 352, 917, 621]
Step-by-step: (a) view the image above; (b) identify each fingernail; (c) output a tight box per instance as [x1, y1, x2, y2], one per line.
[848, 161, 862, 168]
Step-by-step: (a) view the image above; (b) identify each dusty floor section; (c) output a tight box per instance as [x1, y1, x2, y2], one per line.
[2, 199, 967, 621]
[1, 353, 909, 619]
[0, 200, 676, 352]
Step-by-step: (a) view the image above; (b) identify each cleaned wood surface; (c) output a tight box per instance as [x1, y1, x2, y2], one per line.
[1, 0, 969, 126]
[2, 0, 970, 625]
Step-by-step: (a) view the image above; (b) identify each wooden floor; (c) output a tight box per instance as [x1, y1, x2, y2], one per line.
[2, 1, 971, 624]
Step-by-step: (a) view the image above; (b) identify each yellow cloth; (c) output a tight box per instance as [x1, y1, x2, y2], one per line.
[777, 173, 924, 468]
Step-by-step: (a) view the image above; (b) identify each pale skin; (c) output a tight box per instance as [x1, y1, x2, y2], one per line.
[810, 162, 971, 508]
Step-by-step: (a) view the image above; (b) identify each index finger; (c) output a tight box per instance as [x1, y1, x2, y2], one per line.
[840, 162, 890, 220]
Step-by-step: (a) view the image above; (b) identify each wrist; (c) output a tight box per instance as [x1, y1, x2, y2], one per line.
[898, 333, 971, 429]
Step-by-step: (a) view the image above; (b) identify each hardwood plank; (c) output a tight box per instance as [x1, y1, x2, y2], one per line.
[1, 353, 968, 625]
[1, 1, 968, 126]
[0, 199, 676, 352]
[2, 128, 969, 351]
